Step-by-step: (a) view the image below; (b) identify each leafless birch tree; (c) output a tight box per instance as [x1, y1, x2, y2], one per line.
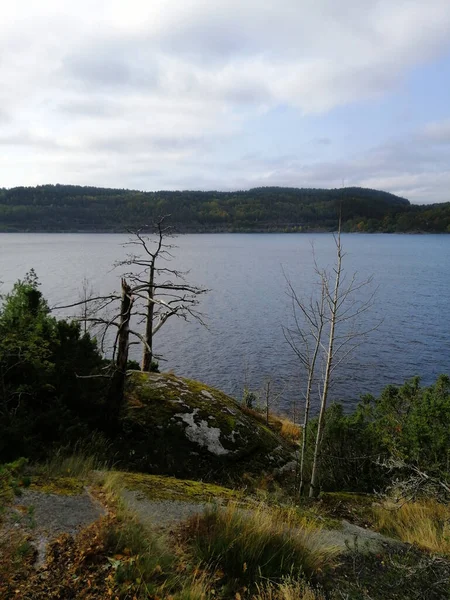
[284, 225, 378, 497]
[283, 271, 326, 496]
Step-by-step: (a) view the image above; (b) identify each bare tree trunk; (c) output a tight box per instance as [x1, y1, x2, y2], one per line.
[107, 278, 133, 432]
[141, 263, 155, 372]
[116, 278, 133, 374]
[265, 379, 271, 425]
[283, 270, 326, 496]
[299, 308, 324, 495]
[53, 217, 208, 401]
[309, 234, 342, 498]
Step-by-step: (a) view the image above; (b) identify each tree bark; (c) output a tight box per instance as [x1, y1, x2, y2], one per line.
[107, 278, 133, 433]
[309, 236, 342, 497]
[141, 263, 155, 371]
[299, 313, 323, 495]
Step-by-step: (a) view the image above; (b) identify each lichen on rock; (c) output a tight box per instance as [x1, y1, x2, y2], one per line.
[174, 408, 230, 456]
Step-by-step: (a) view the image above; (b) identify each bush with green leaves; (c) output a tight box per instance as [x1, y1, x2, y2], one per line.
[367, 374, 450, 474]
[302, 403, 386, 494]
[303, 375, 450, 494]
[0, 457, 28, 508]
[0, 271, 106, 461]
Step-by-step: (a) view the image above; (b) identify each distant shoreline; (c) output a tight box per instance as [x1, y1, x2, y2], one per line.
[2, 184, 449, 233]
[0, 229, 447, 235]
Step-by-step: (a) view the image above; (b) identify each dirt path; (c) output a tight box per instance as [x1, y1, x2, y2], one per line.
[118, 487, 405, 554]
[121, 488, 209, 530]
[3, 480, 404, 573]
[5, 488, 105, 567]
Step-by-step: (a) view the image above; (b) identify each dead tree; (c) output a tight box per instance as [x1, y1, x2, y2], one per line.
[116, 217, 208, 371]
[107, 278, 134, 423]
[284, 225, 378, 497]
[52, 217, 208, 423]
[78, 277, 99, 336]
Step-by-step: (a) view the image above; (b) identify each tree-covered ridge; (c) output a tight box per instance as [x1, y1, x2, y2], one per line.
[0, 183, 449, 232]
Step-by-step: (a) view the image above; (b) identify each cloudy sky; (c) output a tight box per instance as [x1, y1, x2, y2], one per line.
[2, 0, 450, 203]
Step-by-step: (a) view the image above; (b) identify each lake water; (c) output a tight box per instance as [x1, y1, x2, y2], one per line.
[0, 233, 449, 415]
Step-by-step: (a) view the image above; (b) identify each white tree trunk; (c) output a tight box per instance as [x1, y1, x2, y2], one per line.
[309, 234, 342, 497]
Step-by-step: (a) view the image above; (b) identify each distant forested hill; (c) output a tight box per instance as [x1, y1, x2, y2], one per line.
[0, 184, 449, 233]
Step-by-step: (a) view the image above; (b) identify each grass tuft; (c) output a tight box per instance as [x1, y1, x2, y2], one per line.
[279, 418, 301, 442]
[184, 502, 337, 589]
[373, 499, 450, 555]
[253, 578, 325, 600]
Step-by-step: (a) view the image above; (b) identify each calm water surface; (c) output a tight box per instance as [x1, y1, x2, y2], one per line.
[0, 233, 449, 413]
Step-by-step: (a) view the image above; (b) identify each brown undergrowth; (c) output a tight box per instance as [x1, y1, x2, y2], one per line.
[0, 529, 36, 599]
[240, 406, 301, 442]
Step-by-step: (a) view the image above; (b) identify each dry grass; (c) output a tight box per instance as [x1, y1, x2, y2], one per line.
[373, 499, 450, 555]
[172, 574, 213, 600]
[279, 418, 301, 441]
[185, 502, 338, 588]
[240, 406, 301, 442]
[253, 579, 325, 600]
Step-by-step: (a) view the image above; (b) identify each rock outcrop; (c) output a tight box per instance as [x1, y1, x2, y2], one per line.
[118, 371, 296, 482]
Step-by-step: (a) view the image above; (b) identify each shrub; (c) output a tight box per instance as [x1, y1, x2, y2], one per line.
[369, 375, 450, 474]
[301, 375, 450, 494]
[0, 271, 106, 462]
[243, 387, 258, 409]
[0, 458, 28, 507]
[302, 403, 386, 494]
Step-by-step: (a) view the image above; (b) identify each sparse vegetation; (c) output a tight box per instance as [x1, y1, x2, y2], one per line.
[253, 579, 325, 600]
[103, 470, 241, 503]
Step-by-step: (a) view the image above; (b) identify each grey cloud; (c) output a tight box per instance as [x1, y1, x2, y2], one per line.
[61, 39, 160, 91]
[210, 128, 450, 203]
[2, 0, 450, 201]
[222, 82, 272, 105]
[87, 133, 211, 154]
[154, 20, 251, 64]
[417, 120, 450, 144]
[63, 54, 133, 87]
[0, 132, 61, 150]
[0, 109, 10, 123]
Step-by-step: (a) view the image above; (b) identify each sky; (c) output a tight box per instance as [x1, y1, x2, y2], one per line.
[1, 1, 450, 203]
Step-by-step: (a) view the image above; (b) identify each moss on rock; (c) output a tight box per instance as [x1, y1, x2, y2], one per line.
[118, 372, 296, 483]
[29, 476, 85, 496]
[107, 471, 241, 503]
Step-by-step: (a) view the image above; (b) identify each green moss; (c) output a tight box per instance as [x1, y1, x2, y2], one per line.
[29, 476, 85, 495]
[108, 471, 241, 503]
